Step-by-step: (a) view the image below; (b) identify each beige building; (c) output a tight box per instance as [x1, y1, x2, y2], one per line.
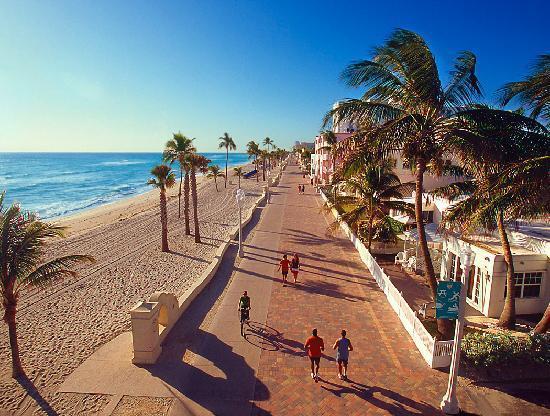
[440, 224, 549, 317]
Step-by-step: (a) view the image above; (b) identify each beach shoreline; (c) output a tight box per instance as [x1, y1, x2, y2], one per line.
[55, 161, 251, 236]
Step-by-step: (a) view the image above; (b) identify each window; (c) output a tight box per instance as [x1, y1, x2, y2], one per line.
[473, 268, 484, 304]
[504, 272, 543, 298]
[448, 253, 457, 280]
[447, 252, 462, 281]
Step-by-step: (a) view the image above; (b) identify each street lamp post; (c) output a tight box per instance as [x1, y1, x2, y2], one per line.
[441, 244, 475, 414]
[266, 169, 271, 204]
[235, 188, 246, 257]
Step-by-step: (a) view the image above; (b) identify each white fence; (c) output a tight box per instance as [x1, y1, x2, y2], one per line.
[319, 190, 452, 368]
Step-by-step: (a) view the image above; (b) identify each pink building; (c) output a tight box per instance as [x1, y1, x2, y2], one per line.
[311, 132, 353, 185]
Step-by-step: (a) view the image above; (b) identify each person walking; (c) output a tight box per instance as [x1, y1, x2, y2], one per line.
[333, 329, 353, 380]
[297, 184, 302, 194]
[277, 254, 291, 286]
[304, 328, 324, 382]
[290, 253, 300, 284]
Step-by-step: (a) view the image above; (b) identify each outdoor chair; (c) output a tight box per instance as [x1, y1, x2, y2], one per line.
[406, 256, 416, 272]
[394, 251, 405, 266]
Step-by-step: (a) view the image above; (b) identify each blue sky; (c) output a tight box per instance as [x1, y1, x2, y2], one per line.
[1, 0, 548, 152]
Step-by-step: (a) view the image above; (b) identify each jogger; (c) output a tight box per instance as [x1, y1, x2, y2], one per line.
[290, 253, 300, 283]
[277, 254, 291, 286]
[333, 329, 353, 380]
[304, 328, 324, 382]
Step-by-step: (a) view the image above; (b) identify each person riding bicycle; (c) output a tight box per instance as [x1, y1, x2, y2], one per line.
[238, 290, 251, 323]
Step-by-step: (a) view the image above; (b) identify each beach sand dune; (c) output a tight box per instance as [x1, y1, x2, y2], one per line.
[0, 166, 264, 415]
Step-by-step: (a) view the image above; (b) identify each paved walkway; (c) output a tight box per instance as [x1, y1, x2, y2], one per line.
[158, 162, 543, 415]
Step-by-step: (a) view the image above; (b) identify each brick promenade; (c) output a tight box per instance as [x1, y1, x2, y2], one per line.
[248, 164, 472, 415]
[162, 162, 543, 415]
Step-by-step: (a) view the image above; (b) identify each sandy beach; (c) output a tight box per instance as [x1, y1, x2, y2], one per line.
[0, 164, 265, 415]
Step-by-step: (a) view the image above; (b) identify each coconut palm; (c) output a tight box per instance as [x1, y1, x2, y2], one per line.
[0, 193, 94, 377]
[339, 159, 414, 250]
[434, 110, 549, 329]
[188, 154, 211, 243]
[218, 132, 236, 188]
[260, 150, 269, 181]
[233, 166, 244, 188]
[325, 29, 483, 338]
[263, 137, 274, 168]
[246, 140, 261, 182]
[499, 54, 550, 124]
[163, 133, 196, 234]
[207, 165, 225, 192]
[148, 165, 176, 252]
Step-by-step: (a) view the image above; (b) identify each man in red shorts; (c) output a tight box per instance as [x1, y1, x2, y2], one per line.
[277, 254, 291, 286]
[304, 328, 324, 382]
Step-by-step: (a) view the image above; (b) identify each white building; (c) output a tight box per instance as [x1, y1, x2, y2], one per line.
[440, 225, 549, 317]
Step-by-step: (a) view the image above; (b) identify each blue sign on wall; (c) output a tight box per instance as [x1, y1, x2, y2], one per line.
[435, 281, 462, 319]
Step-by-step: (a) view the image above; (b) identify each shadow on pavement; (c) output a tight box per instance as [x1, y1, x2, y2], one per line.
[320, 378, 442, 415]
[142, 197, 271, 415]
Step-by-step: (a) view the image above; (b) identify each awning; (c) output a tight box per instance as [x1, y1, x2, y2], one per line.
[407, 223, 444, 248]
[393, 214, 415, 224]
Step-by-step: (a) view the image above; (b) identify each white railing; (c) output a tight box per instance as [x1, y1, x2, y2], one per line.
[320, 190, 452, 368]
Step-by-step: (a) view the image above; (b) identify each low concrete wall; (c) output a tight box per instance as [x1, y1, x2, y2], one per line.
[130, 189, 268, 364]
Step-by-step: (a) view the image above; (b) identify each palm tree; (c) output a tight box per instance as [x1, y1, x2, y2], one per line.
[246, 140, 261, 182]
[233, 166, 244, 188]
[435, 110, 549, 329]
[325, 29, 483, 338]
[260, 150, 268, 181]
[163, 133, 195, 234]
[499, 54, 549, 124]
[189, 154, 211, 243]
[207, 165, 225, 192]
[148, 165, 176, 252]
[218, 132, 236, 188]
[339, 159, 414, 250]
[1, 193, 94, 378]
[263, 137, 274, 168]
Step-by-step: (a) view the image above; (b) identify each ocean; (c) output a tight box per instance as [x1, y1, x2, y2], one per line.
[0, 152, 251, 219]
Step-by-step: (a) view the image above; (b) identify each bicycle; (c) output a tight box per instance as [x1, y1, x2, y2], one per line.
[239, 307, 250, 337]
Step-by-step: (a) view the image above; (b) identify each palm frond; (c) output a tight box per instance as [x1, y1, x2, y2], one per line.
[444, 51, 483, 110]
[17, 255, 95, 293]
[322, 99, 403, 129]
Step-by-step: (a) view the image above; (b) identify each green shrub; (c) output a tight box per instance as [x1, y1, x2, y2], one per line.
[462, 331, 550, 367]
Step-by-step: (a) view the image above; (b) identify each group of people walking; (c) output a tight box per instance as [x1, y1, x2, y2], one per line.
[305, 328, 353, 382]
[297, 184, 306, 194]
[277, 253, 300, 286]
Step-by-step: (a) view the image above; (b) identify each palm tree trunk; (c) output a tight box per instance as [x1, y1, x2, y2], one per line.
[184, 168, 190, 235]
[160, 189, 169, 252]
[238, 175, 241, 189]
[534, 304, 550, 334]
[214, 177, 218, 192]
[367, 210, 375, 252]
[262, 159, 266, 181]
[178, 168, 183, 218]
[497, 210, 516, 329]
[4, 299, 25, 378]
[191, 170, 201, 243]
[225, 149, 228, 188]
[415, 159, 452, 339]
[255, 157, 259, 182]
